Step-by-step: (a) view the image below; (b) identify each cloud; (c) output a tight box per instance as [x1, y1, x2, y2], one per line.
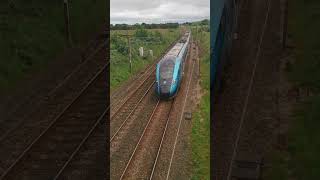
[110, 0, 210, 24]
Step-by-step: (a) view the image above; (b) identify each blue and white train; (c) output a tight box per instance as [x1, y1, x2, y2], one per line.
[156, 32, 191, 99]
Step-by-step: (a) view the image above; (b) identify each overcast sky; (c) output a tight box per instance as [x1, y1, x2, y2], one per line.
[110, 0, 210, 24]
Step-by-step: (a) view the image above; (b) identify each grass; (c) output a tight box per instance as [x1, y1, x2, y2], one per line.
[287, 96, 320, 179]
[110, 28, 180, 90]
[288, 0, 320, 90]
[190, 27, 210, 180]
[0, 1, 106, 90]
[265, 97, 320, 180]
[265, 0, 320, 179]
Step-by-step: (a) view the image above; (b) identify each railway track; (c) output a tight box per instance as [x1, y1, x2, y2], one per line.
[110, 65, 155, 120]
[110, 73, 155, 141]
[148, 41, 197, 180]
[0, 37, 107, 144]
[110, 34, 185, 142]
[226, 0, 271, 179]
[53, 111, 107, 180]
[110, 39, 197, 180]
[212, 0, 278, 179]
[0, 33, 107, 129]
[110, 58, 157, 112]
[109, 61, 159, 179]
[0, 63, 108, 180]
[120, 100, 174, 180]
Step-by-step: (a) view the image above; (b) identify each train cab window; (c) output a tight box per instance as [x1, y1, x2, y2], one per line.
[159, 57, 175, 79]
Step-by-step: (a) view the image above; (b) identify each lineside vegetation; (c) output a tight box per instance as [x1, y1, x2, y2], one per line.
[0, 1, 106, 90]
[110, 27, 180, 90]
[265, 1, 320, 179]
[190, 24, 210, 180]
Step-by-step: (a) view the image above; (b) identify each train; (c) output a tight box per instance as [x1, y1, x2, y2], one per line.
[211, 0, 237, 93]
[156, 32, 191, 99]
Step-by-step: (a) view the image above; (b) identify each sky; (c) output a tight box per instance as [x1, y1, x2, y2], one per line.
[110, 0, 210, 24]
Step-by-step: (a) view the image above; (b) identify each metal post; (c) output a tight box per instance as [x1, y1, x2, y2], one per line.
[196, 25, 198, 41]
[198, 45, 200, 78]
[127, 30, 132, 73]
[129, 37, 132, 73]
[63, 0, 72, 46]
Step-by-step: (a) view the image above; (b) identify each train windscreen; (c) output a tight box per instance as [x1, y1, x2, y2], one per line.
[159, 57, 175, 80]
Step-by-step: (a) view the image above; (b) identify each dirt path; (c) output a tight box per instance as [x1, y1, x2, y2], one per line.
[212, 0, 283, 179]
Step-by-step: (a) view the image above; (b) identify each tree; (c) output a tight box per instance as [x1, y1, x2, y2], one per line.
[111, 35, 128, 55]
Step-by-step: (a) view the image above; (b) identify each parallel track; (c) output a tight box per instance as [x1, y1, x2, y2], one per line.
[226, 0, 271, 179]
[110, 73, 155, 141]
[0, 35, 107, 139]
[120, 100, 174, 180]
[110, 33, 193, 180]
[110, 35, 181, 108]
[212, 0, 274, 179]
[0, 38, 107, 144]
[149, 40, 197, 180]
[53, 110, 107, 180]
[0, 63, 109, 180]
[112, 39, 197, 180]
[110, 79, 155, 142]
[110, 35, 185, 142]
[110, 35, 182, 118]
[110, 67, 156, 118]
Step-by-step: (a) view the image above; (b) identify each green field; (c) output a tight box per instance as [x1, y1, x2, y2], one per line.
[190, 26, 210, 179]
[0, 1, 106, 90]
[110, 28, 180, 90]
[265, 0, 320, 179]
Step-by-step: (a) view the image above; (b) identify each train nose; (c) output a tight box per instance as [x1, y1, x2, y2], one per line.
[158, 78, 173, 98]
[160, 84, 171, 95]
[160, 92, 171, 98]
[160, 84, 170, 93]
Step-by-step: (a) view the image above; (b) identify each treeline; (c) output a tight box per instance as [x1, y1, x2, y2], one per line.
[110, 23, 179, 30]
[110, 19, 210, 30]
[190, 19, 210, 26]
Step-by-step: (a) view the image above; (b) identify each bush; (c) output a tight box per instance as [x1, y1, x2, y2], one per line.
[110, 35, 128, 55]
[134, 27, 149, 38]
[154, 31, 163, 41]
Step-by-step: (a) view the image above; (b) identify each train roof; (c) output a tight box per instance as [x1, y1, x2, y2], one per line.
[166, 43, 185, 57]
[160, 33, 190, 64]
[159, 55, 176, 65]
[179, 32, 190, 43]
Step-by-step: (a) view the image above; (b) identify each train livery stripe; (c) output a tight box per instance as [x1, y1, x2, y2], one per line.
[156, 64, 160, 94]
[170, 59, 181, 94]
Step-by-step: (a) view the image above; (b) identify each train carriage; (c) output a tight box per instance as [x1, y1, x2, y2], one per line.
[156, 32, 191, 99]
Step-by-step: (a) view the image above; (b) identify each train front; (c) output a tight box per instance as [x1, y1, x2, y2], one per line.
[156, 56, 178, 99]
